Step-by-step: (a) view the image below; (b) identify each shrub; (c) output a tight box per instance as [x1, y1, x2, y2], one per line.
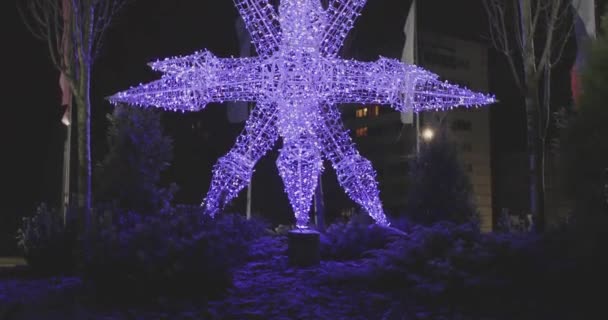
[320, 213, 396, 261]
[83, 206, 266, 302]
[560, 12, 608, 218]
[16, 203, 78, 275]
[95, 105, 176, 214]
[367, 222, 608, 317]
[404, 129, 479, 225]
[320, 219, 607, 317]
[366, 222, 533, 303]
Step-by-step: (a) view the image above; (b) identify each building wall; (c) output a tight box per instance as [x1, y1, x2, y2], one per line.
[418, 34, 493, 232]
[345, 106, 415, 214]
[344, 33, 494, 231]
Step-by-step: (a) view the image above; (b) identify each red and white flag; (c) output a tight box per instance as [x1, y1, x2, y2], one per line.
[60, 0, 72, 126]
[571, 0, 596, 109]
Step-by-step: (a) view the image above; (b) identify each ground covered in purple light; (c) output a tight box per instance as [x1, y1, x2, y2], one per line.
[0, 242, 393, 320]
[0, 234, 478, 320]
[2, 220, 606, 320]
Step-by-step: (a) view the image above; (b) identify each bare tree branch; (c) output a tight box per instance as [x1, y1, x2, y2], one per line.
[550, 4, 575, 67]
[497, 1, 511, 51]
[17, 1, 48, 41]
[483, 0, 525, 91]
[71, 0, 84, 57]
[512, 0, 525, 58]
[484, 0, 574, 232]
[482, 0, 500, 47]
[531, 0, 546, 37]
[46, 7, 63, 73]
[92, 0, 117, 61]
[484, 0, 505, 52]
[506, 52, 526, 92]
[536, 0, 562, 78]
[19, 0, 131, 223]
[18, 0, 67, 73]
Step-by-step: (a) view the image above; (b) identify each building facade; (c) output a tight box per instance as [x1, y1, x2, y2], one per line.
[345, 33, 494, 232]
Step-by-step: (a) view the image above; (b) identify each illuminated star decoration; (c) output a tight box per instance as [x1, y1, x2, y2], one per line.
[109, 0, 496, 228]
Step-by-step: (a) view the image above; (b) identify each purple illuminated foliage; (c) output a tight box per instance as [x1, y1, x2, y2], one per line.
[110, 0, 495, 228]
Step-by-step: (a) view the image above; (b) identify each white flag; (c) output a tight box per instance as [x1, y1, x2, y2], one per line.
[572, 0, 596, 38]
[400, 0, 416, 124]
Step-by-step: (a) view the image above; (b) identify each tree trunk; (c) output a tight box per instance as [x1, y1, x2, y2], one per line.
[75, 66, 92, 231]
[523, 81, 545, 232]
[519, 0, 545, 232]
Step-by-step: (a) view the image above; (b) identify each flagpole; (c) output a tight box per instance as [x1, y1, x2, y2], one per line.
[416, 111, 420, 154]
[59, 0, 72, 226]
[401, 0, 419, 154]
[246, 180, 252, 219]
[411, 0, 420, 155]
[246, 102, 253, 220]
[246, 102, 252, 219]
[61, 107, 71, 225]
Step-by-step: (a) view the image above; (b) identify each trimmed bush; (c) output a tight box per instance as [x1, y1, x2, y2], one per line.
[83, 206, 266, 302]
[404, 129, 479, 225]
[320, 214, 396, 261]
[16, 203, 78, 275]
[361, 221, 608, 317]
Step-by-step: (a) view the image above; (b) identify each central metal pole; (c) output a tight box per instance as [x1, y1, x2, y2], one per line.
[415, 112, 420, 154]
[246, 180, 252, 219]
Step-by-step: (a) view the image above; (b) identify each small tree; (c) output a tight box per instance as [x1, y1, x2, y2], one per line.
[95, 105, 175, 214]
[561, 16, 608, 217]
[404, 129, 478, 225]
[18, 0, 130, 227]
[483, 0, 574, 232]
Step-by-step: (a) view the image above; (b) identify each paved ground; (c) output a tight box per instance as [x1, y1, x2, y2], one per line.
[206, 236, 393, 320]
[0, 258, 25, 268]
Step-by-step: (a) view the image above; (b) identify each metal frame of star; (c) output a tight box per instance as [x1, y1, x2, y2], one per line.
[110, 0, 495, 228]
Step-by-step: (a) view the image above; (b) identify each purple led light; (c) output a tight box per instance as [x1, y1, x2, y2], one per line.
[110, 0, 495, 228]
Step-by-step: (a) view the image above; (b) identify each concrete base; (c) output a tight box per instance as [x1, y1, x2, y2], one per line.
[287, 229, 320, 267]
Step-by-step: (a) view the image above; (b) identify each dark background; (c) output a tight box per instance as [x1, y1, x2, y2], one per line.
[3, 0, 595, 253]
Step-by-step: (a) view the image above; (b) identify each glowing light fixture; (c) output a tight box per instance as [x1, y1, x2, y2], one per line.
[421, 127, 435, 141]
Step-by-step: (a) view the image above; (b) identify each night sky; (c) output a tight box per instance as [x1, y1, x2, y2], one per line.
[3, 0, 582, 247]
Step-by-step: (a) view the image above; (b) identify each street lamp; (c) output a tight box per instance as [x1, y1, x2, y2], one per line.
[421, 127, 435, 142]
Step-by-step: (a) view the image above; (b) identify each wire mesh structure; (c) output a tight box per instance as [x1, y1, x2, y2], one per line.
[110, 0, 496, 228]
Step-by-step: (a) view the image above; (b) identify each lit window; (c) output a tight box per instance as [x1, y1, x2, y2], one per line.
[356, 107, 368, 118]
[356, 127, 368, 137]
[373, 105, 380, 116]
